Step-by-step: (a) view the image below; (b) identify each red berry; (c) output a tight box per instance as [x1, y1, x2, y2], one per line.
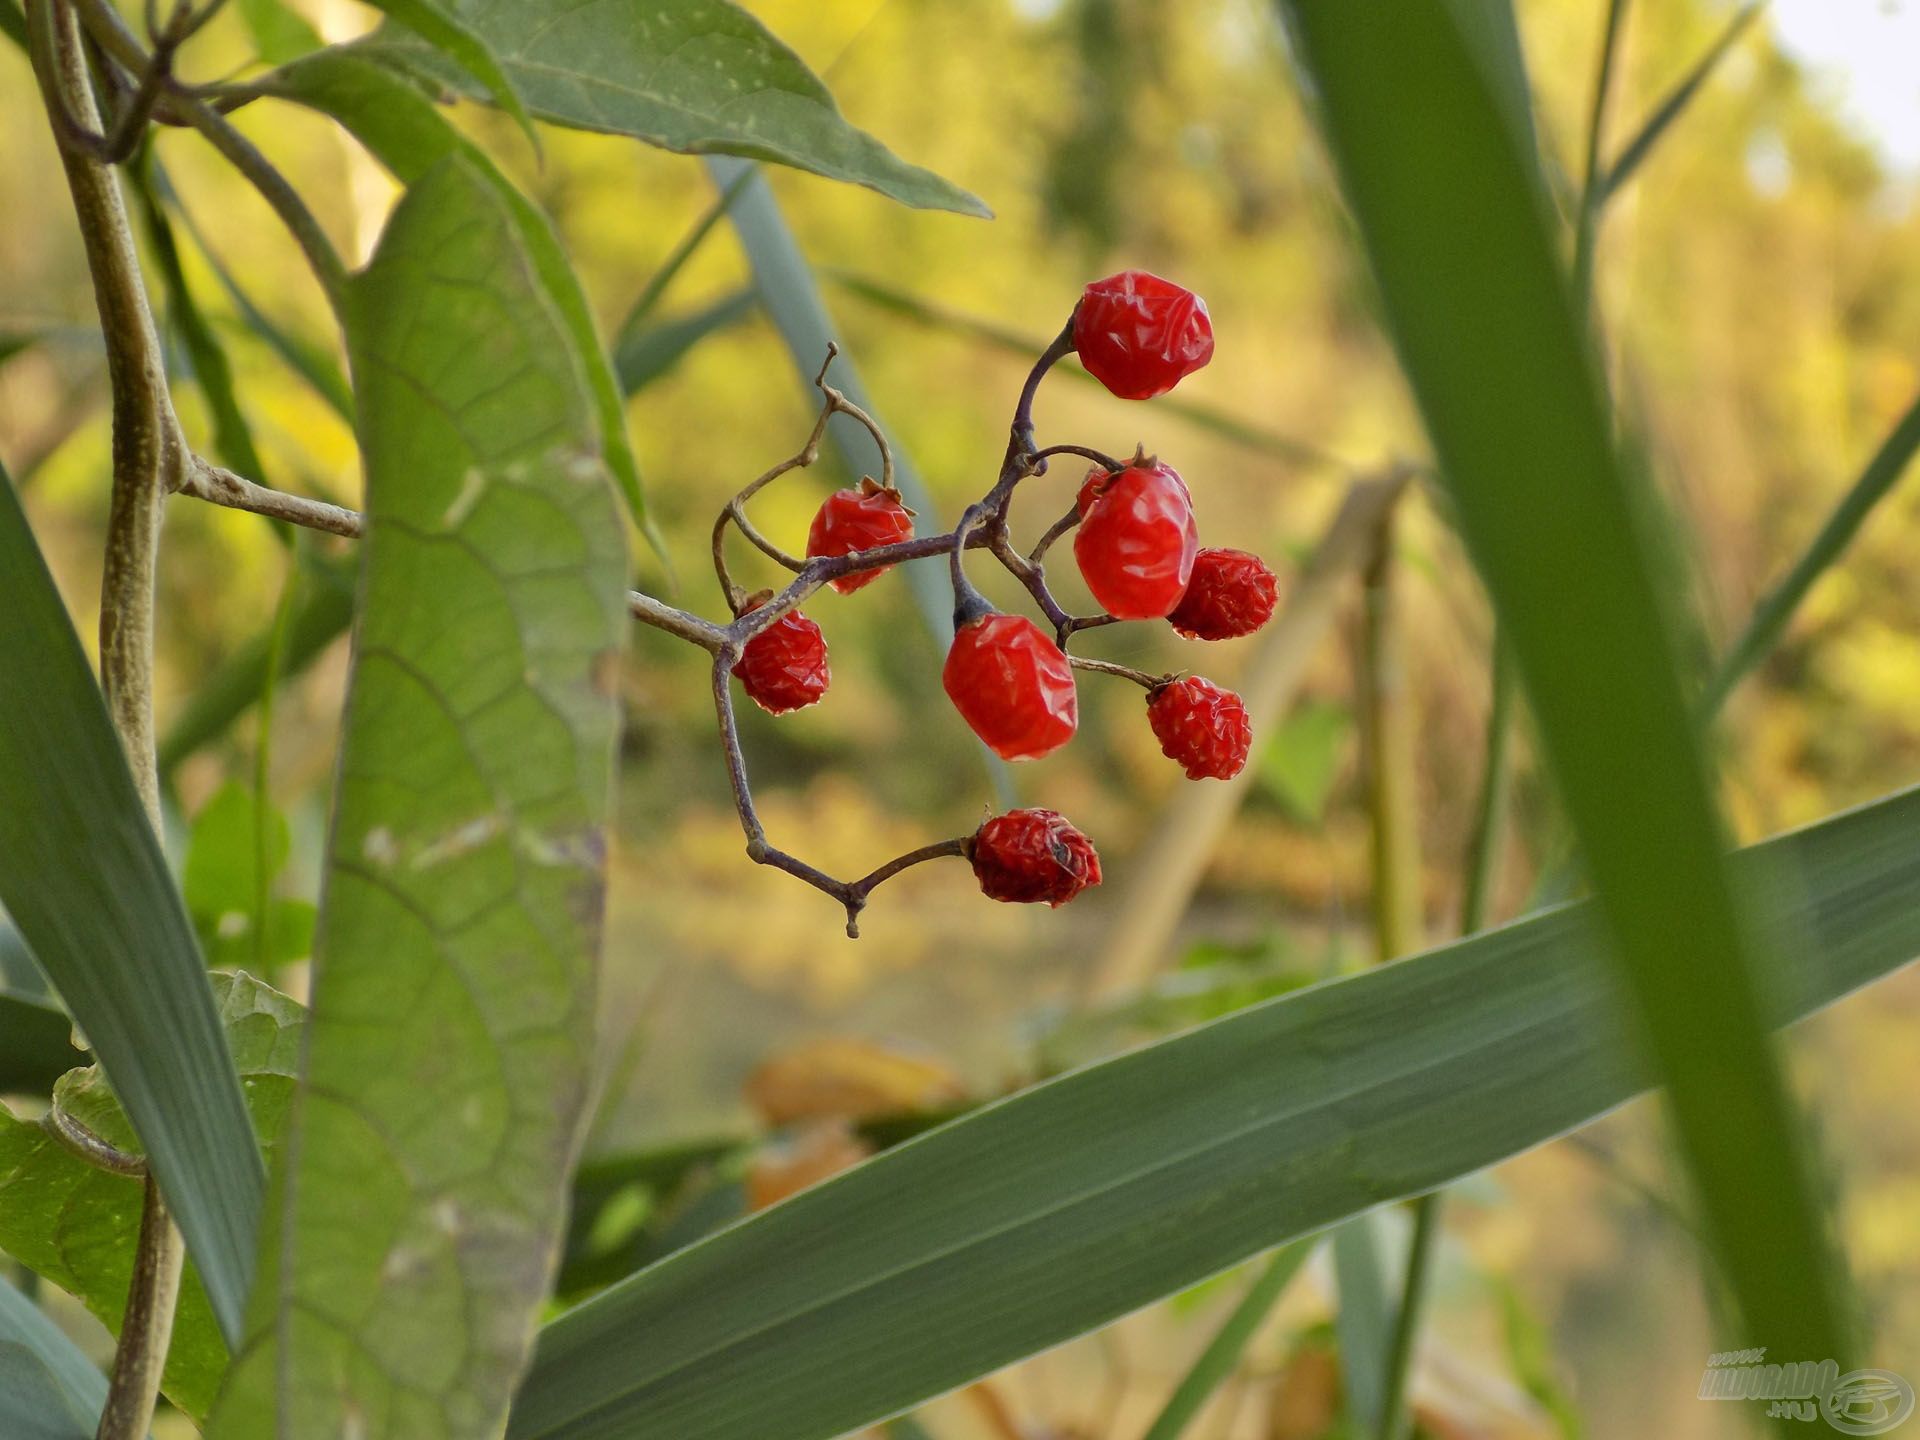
[806, 479, 916, 594]
[1167, 548, 1279, 640]
[970, 808, 1102, 906]
[1147, 676, 1251, 780]
[942, 613, 1078, 761]
[1072, 270, 1214, 400]
[734, 608, 830, 715]
[1074, 460, 1198, 620]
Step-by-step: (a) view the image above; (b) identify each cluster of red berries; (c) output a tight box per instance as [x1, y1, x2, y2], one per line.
[729, 271, 1278, 915]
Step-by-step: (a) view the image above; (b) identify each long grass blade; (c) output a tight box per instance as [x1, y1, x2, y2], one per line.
[1276, 0, 1845, 1363]
[1599, 2, 1767, 204]
[0, 461, 262, 1345]
[509, 784, 1920, 1440]
[1700, 391, 1920, 716]
[1140, 1240, 1316, 1440]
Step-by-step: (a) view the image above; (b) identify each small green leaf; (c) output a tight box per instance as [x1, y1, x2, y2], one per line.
[0, 922, 83, 1097]
[0, 1274, 106, 1440]
[234, 0, 323, 64]
[0, 973, 303, 1420]
[0, 461, 262, 1346]
[1140, 1241, 1316, 1440]
[615, 289, 755, 397]
[1257, 700, 1350, 824]
[361, 0, 541, 157]
[344, 0, 989, 216]
[264, 49, 661, 560]
[205, 154, 627, 1440]
[180, 784, 315, 971]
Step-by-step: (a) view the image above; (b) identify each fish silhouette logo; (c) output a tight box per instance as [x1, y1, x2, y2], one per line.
[1822, 1370, 1915, 1436]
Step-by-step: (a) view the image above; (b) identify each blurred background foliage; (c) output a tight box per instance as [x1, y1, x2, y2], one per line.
[4, 0, 1920, 1435]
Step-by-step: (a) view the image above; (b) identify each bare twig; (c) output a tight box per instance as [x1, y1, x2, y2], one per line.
[1070, 655, 1168, 690]
[1028, 501, 1080, 563]
[708, 656, 968, 936]
[179, 457, 362, 536]
[43, 1101, 147, 1177]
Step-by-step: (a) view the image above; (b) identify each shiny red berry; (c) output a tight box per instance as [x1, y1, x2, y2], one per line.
[1147, 676, 1251, 780]
[970, 808, 1102, 906]
[1167, 548, 1279, 640]
[806, 478, 915, 594]
[1072, 270, 1214, 401]
[1074, 460, 1198, 620]
[734, 608, 830, 715]
[942, 613, 1078, 761]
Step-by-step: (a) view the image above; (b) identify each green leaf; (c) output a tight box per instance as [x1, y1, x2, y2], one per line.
[507, 785, 1920, 1440]
[0, 0, 24, 52]
[0, 923, 83, 1097]
[1599, 2, 1766, 204]
[1275, 0, 1844, 1361]
[615, 289, 755, 397]
[1256, 700, 1349, 823]
[155, 167, 354, 423]
[1140, 1241, 1315, 1440]
[181, 783, 315, 971]
[0, 460, 262, 1346]
[1701, 390, 1920, 716]
[204, 154, 627, 1439]
[0, 1274, 106, 1440]
[234, 0, 323, 65]
[344, 0, 988, 216]
[0, 972, 303, 1420]
[361, 0, 541, 157]
[157, 554, 356, 781]
[263, 49, 662, 563]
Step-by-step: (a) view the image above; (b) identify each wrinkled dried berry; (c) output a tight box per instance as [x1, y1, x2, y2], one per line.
[1167, 548, 1278, 641]
[735, 608, 830, 715]
[806, 478, 916, 594]
[1147, 676, 1251, 780]
[970, 808, 1102, 906]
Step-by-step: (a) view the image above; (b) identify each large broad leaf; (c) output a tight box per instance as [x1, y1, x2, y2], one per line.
[263, 49, 661, 562]
[507, 786, 1920, 1440]
[0, 1274, 106, 1440]
[0, 973, 302, 1420]
[204, 155, 627, 1439]
[1275, 0, 1844, 1361]
[345, 0, 988, 216]
[0, 462, 262, 1345]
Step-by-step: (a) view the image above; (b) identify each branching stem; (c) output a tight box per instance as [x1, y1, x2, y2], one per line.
[28, 2, 185, 1433]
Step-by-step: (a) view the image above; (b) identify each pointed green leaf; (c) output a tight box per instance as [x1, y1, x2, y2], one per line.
[234, 0, 323, 64]
[205, 154, 627, 1440]
[1277, 0, 1843, 1362]
[263, 49, 661, 560]
[508, 785, 1920, 1440]
[0, 1275, 107, 1440]
[0, 461, 262, 1346]
[343, 0, 988, 216]
[0, 973, 303, 1419]
[0, 923, 82, 1097]
[360, 0, 540, 156]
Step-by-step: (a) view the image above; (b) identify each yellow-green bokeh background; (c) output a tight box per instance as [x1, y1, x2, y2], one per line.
[3, 1, 1918, 1435]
